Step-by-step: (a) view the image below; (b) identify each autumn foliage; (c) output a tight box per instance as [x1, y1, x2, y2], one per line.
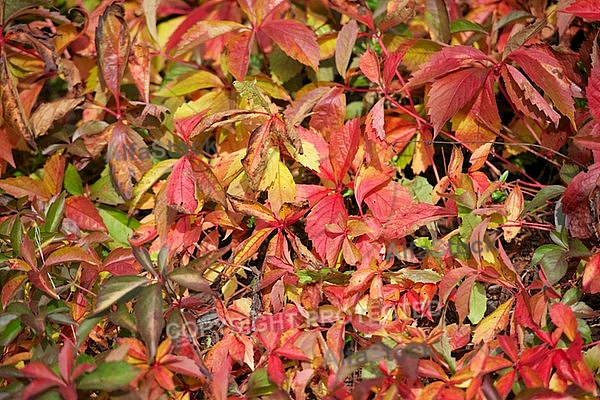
[2, 0, 600, 399]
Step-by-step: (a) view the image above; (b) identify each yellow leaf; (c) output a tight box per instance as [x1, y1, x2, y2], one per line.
[503, 185, 524, 242]
[472, 297, 514, 343]
[257, 147, 279, 192]
[268, 161, 296, 214]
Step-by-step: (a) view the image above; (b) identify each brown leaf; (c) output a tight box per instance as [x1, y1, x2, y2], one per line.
[31, 98, 83, 138]
[242, 119, 277, 189]
[42, 153, 66, 197]
[128, 39, 150, 102]
[95, 3, 131, 101]
[106, 122, 153, 201]
[0, 52, 36, 149]
[190, 156, 227, 207]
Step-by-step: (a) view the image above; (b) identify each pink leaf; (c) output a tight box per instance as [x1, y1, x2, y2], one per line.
[335, 20, 359, 79]
[329, 119, 361, 184]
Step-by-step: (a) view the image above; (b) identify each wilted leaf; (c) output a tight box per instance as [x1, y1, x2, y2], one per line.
[106, 122, 153, 201]
[30, 98, 83, 137]
[95, 3, 130, 101]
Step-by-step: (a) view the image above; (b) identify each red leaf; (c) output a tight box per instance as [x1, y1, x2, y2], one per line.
[0, 127, 15, 167]
[102, 248, 140, 276]
[164, 355, 207, 378]
[562, 164, 600, 239]
[310, 86, 346, 137]
[305, 192, 347, 266]
[583, 254, 600, 294]
[365, 97, 385, 141]
[328, 0, 374, 31]
[509, 45, 577, 123]
[561, 0, 600, 20]
[406, 45, 492, 88]
[0, 176, 51, 200]
[260, 19, 320, 71]
[190, 156, 227, 207]
[382, 203, 454, 239]
[426, 67, 491, 134]
[166, 15, 243, 56]
[267, 354, 286, 387]
[45, 247, 100, 267]
[550, 303, 578, 341]
[501, 64, 560, 126]
[58, 341, 74, 382]
[335, 20, 359, 79]
[354, 166, 393, 209]
[226, 30, 252, 81]
[587, 41, 600, 123]
[329, 119, 361, 184]
[65, 196, 107, 232]
[166, 157, 197, 214]
[95, 3, 130, 101]
[359, 47, 380, 85]
[28, 266, 60, 300]
[363, 180, 414, 223]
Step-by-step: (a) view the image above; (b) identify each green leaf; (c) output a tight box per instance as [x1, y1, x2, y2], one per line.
[4, 0, 50, 23]
[468, 282, 486, 324]
[98, 207, 139, 246]
[43, 192, 66, 233]
[168, 268, 212, 292]
[531, 244, 568, 285]
[64, 164, 83, 196]
[450, 19, 488, 34]
[10, 218, 23, 257]
[134, 284, 164, 361]
[77, 316, 102, 348]
[132, 246, 157, 276]
[0, 314, 22, 346]
[524, 185, 565, 213]
[129, 159, 177, 213]
[246, 368, 278, 397]
[78, 362, 139, 391]
[91, 275, 150, 316]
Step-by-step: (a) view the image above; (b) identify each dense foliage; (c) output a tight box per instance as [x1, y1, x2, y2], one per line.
[1, 0, 600, 398]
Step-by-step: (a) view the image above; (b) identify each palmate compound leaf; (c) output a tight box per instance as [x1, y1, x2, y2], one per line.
[106, 121, 153, 201]
[95, 3, 130, 102]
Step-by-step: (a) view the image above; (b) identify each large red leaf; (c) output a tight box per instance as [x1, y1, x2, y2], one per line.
[65, 196, 108, 232]
[305, 192, 347, 266]
[166, 156, 197, 214]
[226, 30, 252, 81]
[426, 66, 491, 134]
[509, 45, 577, 124]
[561, 0, 600, 21]
[562, 163, 600, 239]
[95, 3, 130, 102]
[259, 19, 320, 71]
[382, 203, 454, 239]
[587, 42, 600, 123]
[406, 45, 492, 88]
[501, 64, 560, 126]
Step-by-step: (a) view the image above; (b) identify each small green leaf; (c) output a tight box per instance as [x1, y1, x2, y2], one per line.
[64, 164, 83, 196]
[450, 19, 488, 34]
[532, 244, 568, 285]
[524, 185, 565, 213]
[78, 362, 139, 391]
[246, 368, 278, 397]
[98, 207, 139, 246]
[10, 218, 23, 257]
[43, 192, 66, 233]
[468, 282, 486, 324]
[91, 275, 150, 316]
